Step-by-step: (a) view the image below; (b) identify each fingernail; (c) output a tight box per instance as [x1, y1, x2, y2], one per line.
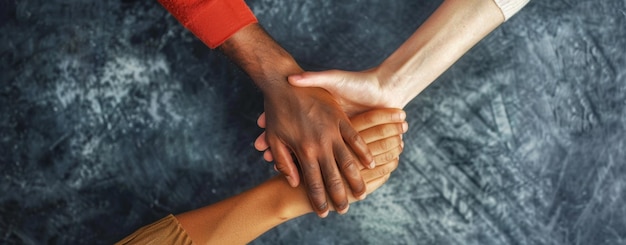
[394, 111, 406, 121]
[369, 160, 376, 169]
[338, 205, 350, 215]
[357, 192, 367, 200]
[274, 164, 278, 172]
[402, 122, 408, 132]
[318, 209, 329, 218]
[401, 141, 404, 148]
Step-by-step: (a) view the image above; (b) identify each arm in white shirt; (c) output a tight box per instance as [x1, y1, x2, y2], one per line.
[285, 0, 530, 114]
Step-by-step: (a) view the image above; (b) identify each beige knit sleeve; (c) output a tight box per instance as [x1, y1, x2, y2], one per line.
[492, 0, 529, 20]
[116, 214, 194, 245]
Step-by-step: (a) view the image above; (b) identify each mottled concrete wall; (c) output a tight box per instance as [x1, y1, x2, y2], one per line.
[1, 0, 625, 244]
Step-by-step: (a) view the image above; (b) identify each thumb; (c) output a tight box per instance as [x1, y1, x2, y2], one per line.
[271, 141, 300, 187]
[256, 112, 266, 129]
[288, 71, 340, 89]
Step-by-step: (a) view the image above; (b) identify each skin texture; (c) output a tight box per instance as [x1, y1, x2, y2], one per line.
[175, 109, 408, 245]
[287, 0, 505, 111]
[256, 0, 505, 160]
[220, 24, 375, 217]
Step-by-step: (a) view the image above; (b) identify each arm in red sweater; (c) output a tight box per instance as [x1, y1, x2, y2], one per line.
[158, 0, 257, 48]
[157, 1, 376, 218]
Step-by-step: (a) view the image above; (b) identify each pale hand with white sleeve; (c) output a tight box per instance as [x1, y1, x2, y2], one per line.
[286, 0, 531, 114]
[493, 0, 530, 20]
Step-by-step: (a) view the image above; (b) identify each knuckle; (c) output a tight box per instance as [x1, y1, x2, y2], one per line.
[378, 151, 396, 163]
[378, 139, 390, 151]
[301, 161, 319, 172]
[308, 182, 326, 197]
[377, 166, 391, 177]
[299, 142, 318, 158]
[339, 157, 357, 171]
[346, 132, 361, 143]
[326, 178, 345, 193]
[348, 132, 362, 144]
[378, 125, 394, 137]
[381, 151, 394, 162]
[391, 145, 403, 157]
[308, 182, 329, 211]
[380, 158, 399, 174]
[363, 112, 376, 125]
[375, 125, 386, 136]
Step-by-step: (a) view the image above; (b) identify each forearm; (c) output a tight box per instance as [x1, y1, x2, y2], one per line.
[160, 1, 303, 94]
[175, 175, 310, 245]
[220, 23, 302, 94]
[119, 109, 406, 244]
[157, 0, 257, 49]
[377, 0, 505, 107]
[174, 170, 397, 244]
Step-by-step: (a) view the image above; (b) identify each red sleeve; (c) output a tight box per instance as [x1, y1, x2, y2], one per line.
[158, 0, 258, 49]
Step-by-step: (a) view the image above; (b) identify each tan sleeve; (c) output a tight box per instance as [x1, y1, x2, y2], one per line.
[116, 214, 194, 245]
[492, 0, 529, 20]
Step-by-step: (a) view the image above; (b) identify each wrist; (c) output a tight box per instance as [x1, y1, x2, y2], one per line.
[372, 65, 422, 108]
[220, 24, 302, 94]
[255, 55, 302, 95]
[270, 175, 313, 221]
[373, 0, 505, 108]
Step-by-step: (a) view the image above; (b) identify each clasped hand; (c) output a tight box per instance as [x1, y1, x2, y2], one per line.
[257, 80, 406, 217]
[259, 85, 376, 217]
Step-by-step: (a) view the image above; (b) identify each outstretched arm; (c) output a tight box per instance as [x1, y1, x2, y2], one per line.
[287, 0, 528, 114]
[116, 109, 408, 245]
[221, 23, 375, 217]
[158, 0, 376, 217]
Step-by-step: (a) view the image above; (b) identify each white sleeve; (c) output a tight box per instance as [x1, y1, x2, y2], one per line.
[492, 0, 530, 21]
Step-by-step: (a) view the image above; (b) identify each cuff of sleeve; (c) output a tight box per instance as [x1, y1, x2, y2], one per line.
[115, 214, 194, 245]
[493, 0, 529, 21]
[186, 0, 257, 48]
[158, 0, 258, 49]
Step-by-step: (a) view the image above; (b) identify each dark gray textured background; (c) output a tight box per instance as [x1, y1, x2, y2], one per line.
[1, 0, 625, 244]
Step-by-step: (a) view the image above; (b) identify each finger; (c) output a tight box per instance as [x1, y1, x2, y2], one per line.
[319, 151, 349, 215]
[299, 154, 329, 218]
[372, 145, 403, 166]
[257, 112, 266, 128]
[359, 122, 407, 144]
[350, 108, 406, 132]
[340, 120, 374, 169]
[270, 139, 299, 187]
[263, 150, 273, 162]
[254, 131, 269, 152]
[367, 135, 403, 156]
[361, 158, 399, 183]
[359, 163, 397, 200]
[346, 172, 392, 204]
[288, 70, 337, 88]
[334, 141, 367, 201]
[363, 173, 392, 196]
